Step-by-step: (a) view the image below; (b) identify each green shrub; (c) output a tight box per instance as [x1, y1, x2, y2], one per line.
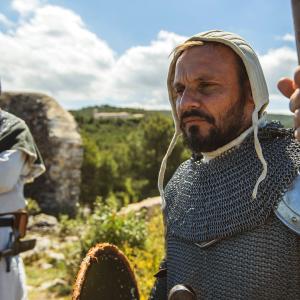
[26, 198, 41, 215]
[124, 209, 164, 300]
[80, 197, 147, 255]
[59, 197, 148, 285]
[76, 109, 188, 207]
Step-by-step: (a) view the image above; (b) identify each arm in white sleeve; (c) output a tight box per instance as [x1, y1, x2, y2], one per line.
[0, 150, 26, 193]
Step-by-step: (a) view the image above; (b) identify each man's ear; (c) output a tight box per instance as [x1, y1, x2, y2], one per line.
[245, 80, 254, 104]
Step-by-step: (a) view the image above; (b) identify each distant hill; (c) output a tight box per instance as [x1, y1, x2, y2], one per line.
[69, 105, 169, 120]
[70, 105, 164, 151]
[69, 105, 185, 206]
[69, 107, 294, 157]
[266, 114, 293, 128]
[70, 105, 294, 129]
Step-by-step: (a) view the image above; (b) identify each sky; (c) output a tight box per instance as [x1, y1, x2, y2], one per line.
[0, 0, 298, 113]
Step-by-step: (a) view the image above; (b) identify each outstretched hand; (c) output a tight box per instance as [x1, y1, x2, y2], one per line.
[278, 66, 300, 140]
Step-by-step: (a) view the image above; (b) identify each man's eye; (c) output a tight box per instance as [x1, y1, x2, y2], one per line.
[199, 83, 210, 89]
[175, 87, 184, 95]
[198, 83, 215, 93]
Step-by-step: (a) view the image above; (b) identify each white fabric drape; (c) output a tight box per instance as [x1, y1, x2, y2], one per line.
[0, 149, 28, 300]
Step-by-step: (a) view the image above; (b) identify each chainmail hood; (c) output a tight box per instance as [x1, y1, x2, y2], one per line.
[158, 30, 270, 207]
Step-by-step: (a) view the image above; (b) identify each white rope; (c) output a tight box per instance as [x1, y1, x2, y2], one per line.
[251, 108, 268, 199]
[158, 131, 181, 209]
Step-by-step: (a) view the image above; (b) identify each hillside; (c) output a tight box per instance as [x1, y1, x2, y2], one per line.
[71, 106, 293, 129]
[266, 114, 293, 128]
[70, 107, 293, 153]
[70, 106, 186, 207]
[70, 106, 171, 150]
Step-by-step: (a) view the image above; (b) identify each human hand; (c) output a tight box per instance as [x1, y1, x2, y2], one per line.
[277, 66, 300, 140]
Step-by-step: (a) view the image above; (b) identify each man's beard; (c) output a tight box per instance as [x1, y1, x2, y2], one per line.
[180, 95, 248, 153]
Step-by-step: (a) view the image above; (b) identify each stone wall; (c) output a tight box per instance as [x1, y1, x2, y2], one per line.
[0, 92, 83, 216]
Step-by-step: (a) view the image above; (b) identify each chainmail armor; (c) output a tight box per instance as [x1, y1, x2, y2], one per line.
[162, 123, 300, 299]
[167, 215, 300, 299]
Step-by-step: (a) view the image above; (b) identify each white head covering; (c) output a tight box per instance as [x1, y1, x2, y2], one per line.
[158, 30, 270, 208]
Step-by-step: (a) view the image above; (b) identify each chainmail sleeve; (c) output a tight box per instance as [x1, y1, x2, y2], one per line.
[149, 258, 167, 300]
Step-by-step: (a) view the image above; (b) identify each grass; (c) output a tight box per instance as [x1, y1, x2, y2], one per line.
[26, 263, 70, 299]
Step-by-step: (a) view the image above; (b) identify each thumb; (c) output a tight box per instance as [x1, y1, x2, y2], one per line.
[277, 77, 295, 98]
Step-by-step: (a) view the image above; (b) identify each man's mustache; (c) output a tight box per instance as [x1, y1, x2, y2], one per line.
[180, 109, 215, 125]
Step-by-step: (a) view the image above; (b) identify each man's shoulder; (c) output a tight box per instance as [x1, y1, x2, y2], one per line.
[260, 124, 300, 161]
[171, 159, 192, 179]
[261, 123, 300, 235]
[1, 110, 25, 123]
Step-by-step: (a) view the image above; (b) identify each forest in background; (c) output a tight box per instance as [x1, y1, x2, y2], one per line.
[70, 106, 293, 208]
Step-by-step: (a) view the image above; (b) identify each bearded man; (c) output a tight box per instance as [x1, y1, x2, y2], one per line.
[0, 108, 45, 300]
[150, 30, 300, 299]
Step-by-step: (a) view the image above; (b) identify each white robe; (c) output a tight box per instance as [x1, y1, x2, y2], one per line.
[0, 150, 28, 300]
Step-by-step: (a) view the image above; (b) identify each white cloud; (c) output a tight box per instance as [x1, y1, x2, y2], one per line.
[0, 1, 185, 109]
[259, 47, 297, 113]
[11, 0, 41, 16]
[267, 94, 292, 115]
[0, 1, 298, 113]
[0, 13, 13, 27]
[106, 30, 185, 108]
[278, 33, 295, 42]
[0, 3, 116, 105]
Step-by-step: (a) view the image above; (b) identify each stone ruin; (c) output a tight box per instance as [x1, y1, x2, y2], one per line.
[0, 92, 83, 216]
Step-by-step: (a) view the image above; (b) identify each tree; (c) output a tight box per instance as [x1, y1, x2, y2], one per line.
[80, 133, 101, 206]
[129, 114, 186, 197]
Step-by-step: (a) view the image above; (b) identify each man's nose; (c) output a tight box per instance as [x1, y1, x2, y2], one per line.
[178, 89, 201, 112]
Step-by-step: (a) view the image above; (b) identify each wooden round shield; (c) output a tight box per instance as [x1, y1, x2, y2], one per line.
[72, 243, 140, 300]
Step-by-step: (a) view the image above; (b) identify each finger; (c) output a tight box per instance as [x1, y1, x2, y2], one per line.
[294, 109, 300, 129]
[294, 66, 300, 88]
[277, 78, 295, 98]
[290, 88, 300, 112]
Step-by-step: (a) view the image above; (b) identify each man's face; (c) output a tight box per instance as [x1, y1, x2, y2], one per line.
[174, 44, 253, 153]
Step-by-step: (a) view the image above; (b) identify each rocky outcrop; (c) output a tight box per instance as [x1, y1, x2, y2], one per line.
[119, 196, 162, 219]
[0, 92, 83, 216]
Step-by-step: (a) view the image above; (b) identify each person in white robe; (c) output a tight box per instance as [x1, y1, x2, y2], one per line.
[0, 109, 45, 300]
